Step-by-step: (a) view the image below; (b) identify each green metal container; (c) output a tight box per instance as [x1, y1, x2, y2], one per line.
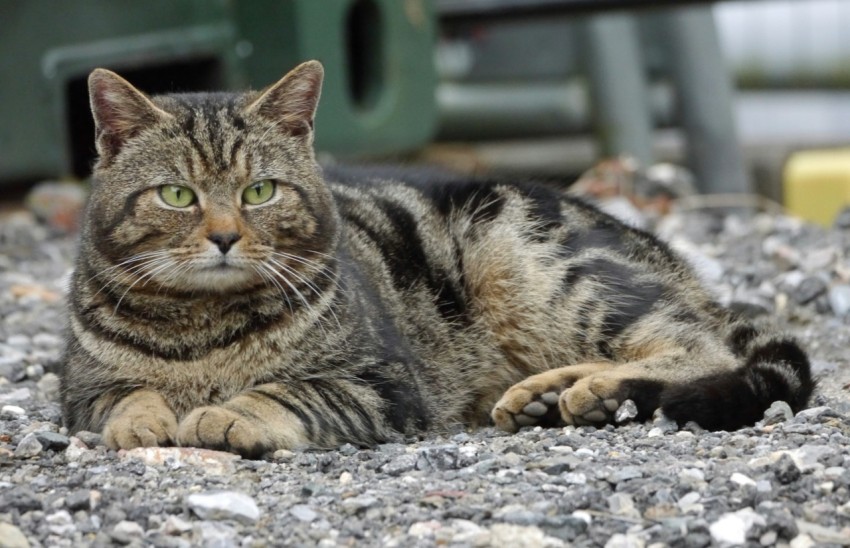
[0, 0, 437, 183]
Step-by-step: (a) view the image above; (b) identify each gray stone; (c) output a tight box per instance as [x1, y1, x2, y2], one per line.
[187, 491, 260, 524]
[192, 521, 239, 547]
[614, 400, 638, 424]
[380, 453, 417, 476]
[494, 504, 544, 526]
[341, 495, 379, 515]
[416, 445, 459, 471]
[111, 521, 144, 544]
[607, 466, 643, 484]
[338, 443, 358, 456]
[762, 401, 794, 425]
[74, 431, 103, 448]
[0, 387, 31, 403]
[793, 276, 827, 305]
[607, 493, 638, 518]
[24, 364, 44, 380]
[34, 431, 70, 451]
[36, 373, 61, 402]
[14, 433, 43, 459]
[774, 454, 802, 484]
[66, 490, 93, 512]
[795, 406, 837, 422]
[834, 206, 850, 229]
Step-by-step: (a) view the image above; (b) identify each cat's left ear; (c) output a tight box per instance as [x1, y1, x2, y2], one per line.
[244, 60, 324, 139]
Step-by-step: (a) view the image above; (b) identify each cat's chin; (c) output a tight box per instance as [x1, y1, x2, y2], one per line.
[170, 265, 260, 293]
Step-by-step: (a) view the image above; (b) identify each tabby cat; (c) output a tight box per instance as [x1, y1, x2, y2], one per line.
[60, 61, 814, 458]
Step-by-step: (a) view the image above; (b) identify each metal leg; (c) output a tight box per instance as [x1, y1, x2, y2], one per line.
[658, 5, 751, 194]
[581, 13, 654, 167]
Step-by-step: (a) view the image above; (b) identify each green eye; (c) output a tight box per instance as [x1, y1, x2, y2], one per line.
[243, 179, 275, 205]
[159, 185, 196, 208]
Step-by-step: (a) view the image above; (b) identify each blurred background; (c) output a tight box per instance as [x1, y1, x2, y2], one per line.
[1, 0, 850, 228]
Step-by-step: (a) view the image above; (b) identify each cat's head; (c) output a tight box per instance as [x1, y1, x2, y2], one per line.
[84, 61, 337, 295]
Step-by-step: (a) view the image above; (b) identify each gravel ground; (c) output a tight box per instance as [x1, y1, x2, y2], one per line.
[1, 201, 849, 548]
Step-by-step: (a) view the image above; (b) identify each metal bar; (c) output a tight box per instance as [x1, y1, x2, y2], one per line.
[436, 0, 721, 21]
[658, 5, 751, 193]
[581, 13, 654, 166]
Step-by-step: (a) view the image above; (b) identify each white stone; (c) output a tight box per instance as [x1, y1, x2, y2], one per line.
[1, 405, 25, 417]
[789, 534, 816, 548]
[605, 534, 646, 548]
[795, 520, 850, 545]
[563, 472, 587, 485]
[162, 515, 193, 535]
[0, 522, 31, 548]
[488, 524, 565, 548]
[339, 471, 353, 485]
[121, 447, 240, 475]
[64, 438, 91, 463]
[571, 511, 592, 525]
[112, 520, 144, 539]
[0, 387, 31, 403]
[678, 468, 705, 485]
[730, 473, 757, 487]
[709, 508, 765, 545]
[290, 505, 318, 523]
[408, 520, 441, 538]
[193, 521, 239, 546]
[45, 510, 75, 536]
[187, 491, 260, 524]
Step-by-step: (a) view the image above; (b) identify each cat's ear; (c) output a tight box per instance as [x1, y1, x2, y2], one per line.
[88, 68, 172, 159]
[244, 60, 324, 139]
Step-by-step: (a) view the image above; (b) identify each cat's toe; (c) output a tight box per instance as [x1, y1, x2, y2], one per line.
[559, 375, 624, 426]
[492, 386, 563, 432]
[102, 391, 178, 450]
[103, 409, 177, 450]
[177, 406, 268, 458]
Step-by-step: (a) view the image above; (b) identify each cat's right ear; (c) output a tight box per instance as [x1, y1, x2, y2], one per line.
[88, 69, 172, 159]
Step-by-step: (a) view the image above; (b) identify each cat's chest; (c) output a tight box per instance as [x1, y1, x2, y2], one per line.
[72, 316, 289, 414]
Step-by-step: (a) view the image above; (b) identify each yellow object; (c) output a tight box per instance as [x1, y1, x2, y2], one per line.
[784, 148, 850, 227]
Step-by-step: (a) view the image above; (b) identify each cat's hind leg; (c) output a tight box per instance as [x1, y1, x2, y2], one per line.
[491, 362, 615, 432]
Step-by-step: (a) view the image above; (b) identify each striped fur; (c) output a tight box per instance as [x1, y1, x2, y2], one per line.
[60, 62, 814, 457]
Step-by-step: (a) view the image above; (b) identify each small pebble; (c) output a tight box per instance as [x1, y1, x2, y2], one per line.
[14, 433, 43, 459]
[187, 491, 261, 524]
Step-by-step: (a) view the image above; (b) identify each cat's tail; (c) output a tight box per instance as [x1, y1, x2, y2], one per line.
[660, 319, 816, 430]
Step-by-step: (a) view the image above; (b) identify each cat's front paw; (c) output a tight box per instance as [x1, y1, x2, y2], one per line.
[177, 406, 269, 458]
[103, 391, 178, 450]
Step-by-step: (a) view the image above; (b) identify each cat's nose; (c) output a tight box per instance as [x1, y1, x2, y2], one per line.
[208, 232, 241, 254]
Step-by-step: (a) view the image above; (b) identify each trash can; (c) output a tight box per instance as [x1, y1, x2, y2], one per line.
[0, 0, 437, 184]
